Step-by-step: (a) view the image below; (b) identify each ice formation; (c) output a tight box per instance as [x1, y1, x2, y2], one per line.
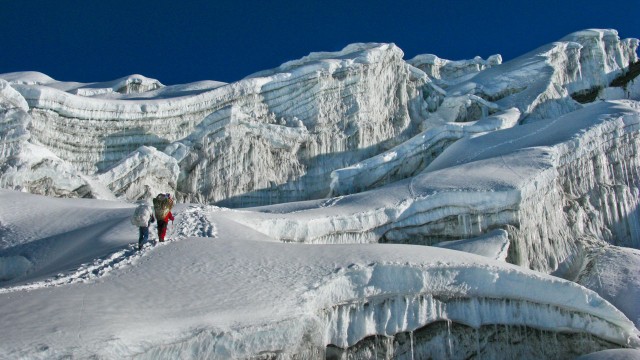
[1, 28, 640, 359]
[1, 30, 638, 206]
[408, 53, 502, 87]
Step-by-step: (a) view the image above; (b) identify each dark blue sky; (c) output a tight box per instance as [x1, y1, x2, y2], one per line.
[1, 0, 637, 85]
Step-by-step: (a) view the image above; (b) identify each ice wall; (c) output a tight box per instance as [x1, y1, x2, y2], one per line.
[172, 43, 430, 206]
[330, 30, 639, 197]
[0, 80, 103, 197]
[0, 79, 30, 159]
[1, 30, 638, 205]
[390, 100, 640, 276]
[96, 146, 179, 200]
[240, 101, 640, 280]
[3, 44, 431, 205]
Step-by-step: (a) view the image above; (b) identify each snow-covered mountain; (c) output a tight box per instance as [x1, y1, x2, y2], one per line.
[1, 28, 640, 359]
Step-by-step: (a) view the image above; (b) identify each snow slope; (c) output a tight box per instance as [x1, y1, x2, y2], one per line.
[0, 190, 638, 359]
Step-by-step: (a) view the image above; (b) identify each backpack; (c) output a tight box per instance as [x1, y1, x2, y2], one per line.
[131, 204, 153, 227]
[153, 193, 174, 220]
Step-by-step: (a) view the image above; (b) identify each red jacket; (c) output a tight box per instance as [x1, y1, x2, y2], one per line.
[162, 212, 174, 222]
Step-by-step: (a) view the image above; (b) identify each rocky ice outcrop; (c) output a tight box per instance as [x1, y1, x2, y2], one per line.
[432, 29, 638, 125]
[563, 30, 639, 96]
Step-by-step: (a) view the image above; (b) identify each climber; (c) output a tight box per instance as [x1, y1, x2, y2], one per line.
[131, 203, 155, 250]
[153, 193, 175, 242]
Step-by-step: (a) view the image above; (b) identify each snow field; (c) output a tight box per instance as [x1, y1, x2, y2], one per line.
[0, 192, 638, 359]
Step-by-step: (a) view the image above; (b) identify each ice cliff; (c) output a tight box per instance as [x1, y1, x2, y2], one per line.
[1, 30, 638, 207]
[1, 43, 431, 206]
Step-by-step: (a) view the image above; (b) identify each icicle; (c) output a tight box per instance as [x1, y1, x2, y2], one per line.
[504, 324, 518, 359]
[374, 335, 378, 360]
[475, 327, 481, 358]
[409, 331, 414, 360]
[540, 329, 546, 359]
[446, 319, 453, 359]
[458, 214, 471, 238]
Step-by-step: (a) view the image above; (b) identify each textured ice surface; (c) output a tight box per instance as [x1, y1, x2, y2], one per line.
[434, 229, 510, 261]
[408, 53, 502, 87]
[97, 145, 179, 200]
[1, 30, 637, 205]
[0, 29, 640, 359]
[576, 349, 640, 360]
[576, 245, 640, 328]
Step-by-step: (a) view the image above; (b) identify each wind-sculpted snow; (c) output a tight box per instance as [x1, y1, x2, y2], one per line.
[0, 192, 637, 358]
[241, 101, 640, 267]
[330, 107, 521, 195]
[1, 43, 430, 206]
[408, 53, 502, 87]
[314, 261, 639, 357]
[97, 145, 179, 200]
[0, 30, 638, 205]
[0, 194, 216, 291]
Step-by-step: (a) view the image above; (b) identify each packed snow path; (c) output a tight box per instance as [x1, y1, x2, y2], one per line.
[0, 198, 217, 293]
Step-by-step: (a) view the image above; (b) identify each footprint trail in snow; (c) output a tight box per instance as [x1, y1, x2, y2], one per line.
[0, 205, 218, 294]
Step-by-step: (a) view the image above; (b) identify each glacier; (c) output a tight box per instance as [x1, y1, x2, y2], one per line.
[1, 29, 638, 206]
[0, 28, 640, 359]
